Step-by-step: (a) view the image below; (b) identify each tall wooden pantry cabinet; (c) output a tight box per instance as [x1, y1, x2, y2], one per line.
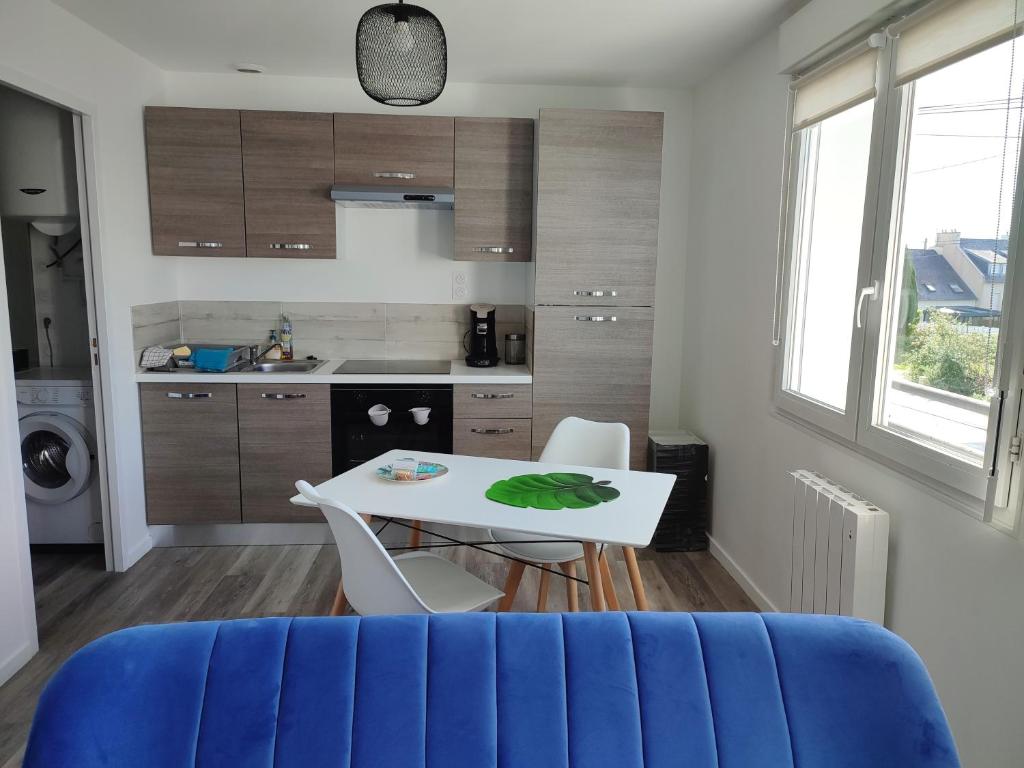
[531, 108, 665, 469]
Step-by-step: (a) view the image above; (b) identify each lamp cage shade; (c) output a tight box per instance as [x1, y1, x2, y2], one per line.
[356, 2, 447, 107]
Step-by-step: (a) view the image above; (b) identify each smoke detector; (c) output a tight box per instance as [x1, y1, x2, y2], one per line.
[234, 63, 266, 74]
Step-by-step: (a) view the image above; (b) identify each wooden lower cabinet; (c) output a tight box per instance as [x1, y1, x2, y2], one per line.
[453, 418, 532, 460]
[531, 305, 654, 469]
[141, 383, 241, 524]
[238, 384, 331, 523]
[453, 384, 532, 419]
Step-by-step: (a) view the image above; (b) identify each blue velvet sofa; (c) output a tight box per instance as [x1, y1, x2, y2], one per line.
[25, 612, 959, 767]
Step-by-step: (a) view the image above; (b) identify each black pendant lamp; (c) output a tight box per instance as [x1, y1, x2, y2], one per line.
[356, 0, 447, 107]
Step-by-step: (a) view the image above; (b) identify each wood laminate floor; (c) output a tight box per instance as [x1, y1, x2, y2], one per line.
[0, 542, 755, 767]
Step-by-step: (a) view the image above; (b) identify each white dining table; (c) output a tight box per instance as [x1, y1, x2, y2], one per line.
[291, 449, 677, 611]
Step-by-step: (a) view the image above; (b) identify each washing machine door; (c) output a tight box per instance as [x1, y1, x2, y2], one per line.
[19, 412, 94, 505]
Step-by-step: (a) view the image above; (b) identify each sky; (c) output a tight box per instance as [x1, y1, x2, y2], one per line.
[900, 39, 1023, 252]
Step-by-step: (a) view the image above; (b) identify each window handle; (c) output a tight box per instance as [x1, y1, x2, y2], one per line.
[855, 281, 879, 329]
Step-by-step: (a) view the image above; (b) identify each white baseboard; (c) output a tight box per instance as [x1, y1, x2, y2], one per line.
[150, 523, 335, 547]
[707, 534, 779, 612]
[149, 521, 469, 549]
[0, 639, 39, 688]
[121, 534, 153, 571]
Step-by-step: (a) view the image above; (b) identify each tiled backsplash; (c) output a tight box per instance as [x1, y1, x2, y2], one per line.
[131, 300, 525, 362]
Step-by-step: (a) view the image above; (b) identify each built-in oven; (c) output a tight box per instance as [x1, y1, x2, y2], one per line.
[331, 384, 453, 475]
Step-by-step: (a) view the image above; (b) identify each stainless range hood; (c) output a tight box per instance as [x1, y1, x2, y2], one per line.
[330, 184, 454, 210]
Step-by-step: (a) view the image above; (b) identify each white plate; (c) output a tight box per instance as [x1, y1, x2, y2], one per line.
[376, 460, 449, 483]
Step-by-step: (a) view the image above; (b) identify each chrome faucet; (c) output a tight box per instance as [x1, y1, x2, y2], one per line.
[247, 343, 282, 365]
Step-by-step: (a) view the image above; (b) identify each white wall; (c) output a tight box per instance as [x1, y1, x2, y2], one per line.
[0, 0, 173, 575]
[162, 72, 691, 429]
[681, 30, 1024, 768]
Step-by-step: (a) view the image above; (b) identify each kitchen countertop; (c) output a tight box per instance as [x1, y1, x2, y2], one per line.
[135, 359, 532, 385]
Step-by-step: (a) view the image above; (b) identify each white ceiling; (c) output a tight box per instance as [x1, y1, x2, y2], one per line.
[51, 0, 793, 87]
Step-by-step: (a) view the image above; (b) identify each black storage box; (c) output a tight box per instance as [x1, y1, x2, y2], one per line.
[648, 431, 709, 551]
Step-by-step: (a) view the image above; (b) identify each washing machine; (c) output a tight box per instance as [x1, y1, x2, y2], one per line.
[16, 368, 102, 544]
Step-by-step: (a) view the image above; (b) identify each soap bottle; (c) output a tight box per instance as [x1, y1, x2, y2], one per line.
[280, 315, 294, 361]
[265, 329, 283, 360]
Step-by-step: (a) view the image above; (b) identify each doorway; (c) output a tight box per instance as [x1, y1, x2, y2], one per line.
[0, 83, 113, 576]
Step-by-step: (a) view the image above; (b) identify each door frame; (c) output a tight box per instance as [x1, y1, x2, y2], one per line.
[0, 65, 121, 573]
[72, 114, 117, 570]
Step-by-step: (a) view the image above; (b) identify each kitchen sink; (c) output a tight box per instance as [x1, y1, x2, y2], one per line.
[244, 360, 324, 373]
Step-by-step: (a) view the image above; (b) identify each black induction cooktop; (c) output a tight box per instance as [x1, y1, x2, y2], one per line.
[333, 359, 452, 375]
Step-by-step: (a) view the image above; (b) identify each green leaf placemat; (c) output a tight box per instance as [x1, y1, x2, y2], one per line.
[485, 472, 620, 510]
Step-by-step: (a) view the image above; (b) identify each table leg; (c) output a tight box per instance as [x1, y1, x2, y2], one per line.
[408, 521, 422, 549]
[559, 561, 579, 612]
[330, 576, 348, 616]
[599, 553, 620, 610]
[622, 546, 649, 611]
[536, 567, 551, 613]
[583, 543, 606, 611]
[498, 561, 526, 612]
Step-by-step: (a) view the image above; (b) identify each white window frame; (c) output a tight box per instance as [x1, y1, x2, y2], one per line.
[773, 39, 887, 442]
[773, 15, 1024, 531]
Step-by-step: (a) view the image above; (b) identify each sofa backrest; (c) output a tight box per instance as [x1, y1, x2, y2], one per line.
[24, 612, 960, 767]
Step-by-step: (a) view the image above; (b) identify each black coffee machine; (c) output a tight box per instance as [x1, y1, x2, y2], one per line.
[465, 303, 499, 367]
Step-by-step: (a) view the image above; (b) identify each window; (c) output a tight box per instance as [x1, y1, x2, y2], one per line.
[775, 0, 1024, 532]
[784, 99, 874, 412]
[776, 44, 880, 438]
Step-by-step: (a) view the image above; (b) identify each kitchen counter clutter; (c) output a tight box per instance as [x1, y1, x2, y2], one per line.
[135, 359, 532, 384]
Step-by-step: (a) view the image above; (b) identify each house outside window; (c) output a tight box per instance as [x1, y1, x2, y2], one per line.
[774, 0, 1024, 535]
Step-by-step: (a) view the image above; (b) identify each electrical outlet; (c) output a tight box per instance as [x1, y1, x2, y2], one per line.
[452, 270, 468, 300]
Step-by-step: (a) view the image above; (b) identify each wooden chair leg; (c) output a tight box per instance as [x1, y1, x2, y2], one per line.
[536, 567, 551, 613]
[329, 576, 348, 616]
[622, 546, 649, 611]
[599, 553, 620, 610]
[407, 521, 422, 550]
[559, 561, 579, 612]
[498, 561, 527, 612]
[582, 542, 606, 611]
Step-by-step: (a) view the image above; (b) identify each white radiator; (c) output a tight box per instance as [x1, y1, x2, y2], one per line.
[789, 471, 889, 623]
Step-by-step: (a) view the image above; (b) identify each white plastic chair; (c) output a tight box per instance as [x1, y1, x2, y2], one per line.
[488, 416, 637, 612]
[296, 481, 503, 615]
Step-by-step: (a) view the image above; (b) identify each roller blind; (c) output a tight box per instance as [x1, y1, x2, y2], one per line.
[792, 46, 879, 130]
[894, 0, 1024, 84]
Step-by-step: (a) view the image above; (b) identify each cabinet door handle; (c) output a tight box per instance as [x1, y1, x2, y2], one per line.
[574, 290, 618, 297]
[177, 241, 224, 249]
[260, 393, 307, 400]
[473, 246, 515, 254]
[374, 171, 416, 179]
[471, 427, 514, 435]
[575, 315, 617, 322]
[269, 243, 312, 251]
[166, 392, 212, 399]
[471, 392, 514, 399]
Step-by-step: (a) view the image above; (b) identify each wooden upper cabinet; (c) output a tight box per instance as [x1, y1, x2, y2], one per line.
[534, 109, 664, 307]
[144, 107, 246, 257]
[454, 117, 534, 262]
[241, 111, 335, 259]
[334, 113, 454, 188]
